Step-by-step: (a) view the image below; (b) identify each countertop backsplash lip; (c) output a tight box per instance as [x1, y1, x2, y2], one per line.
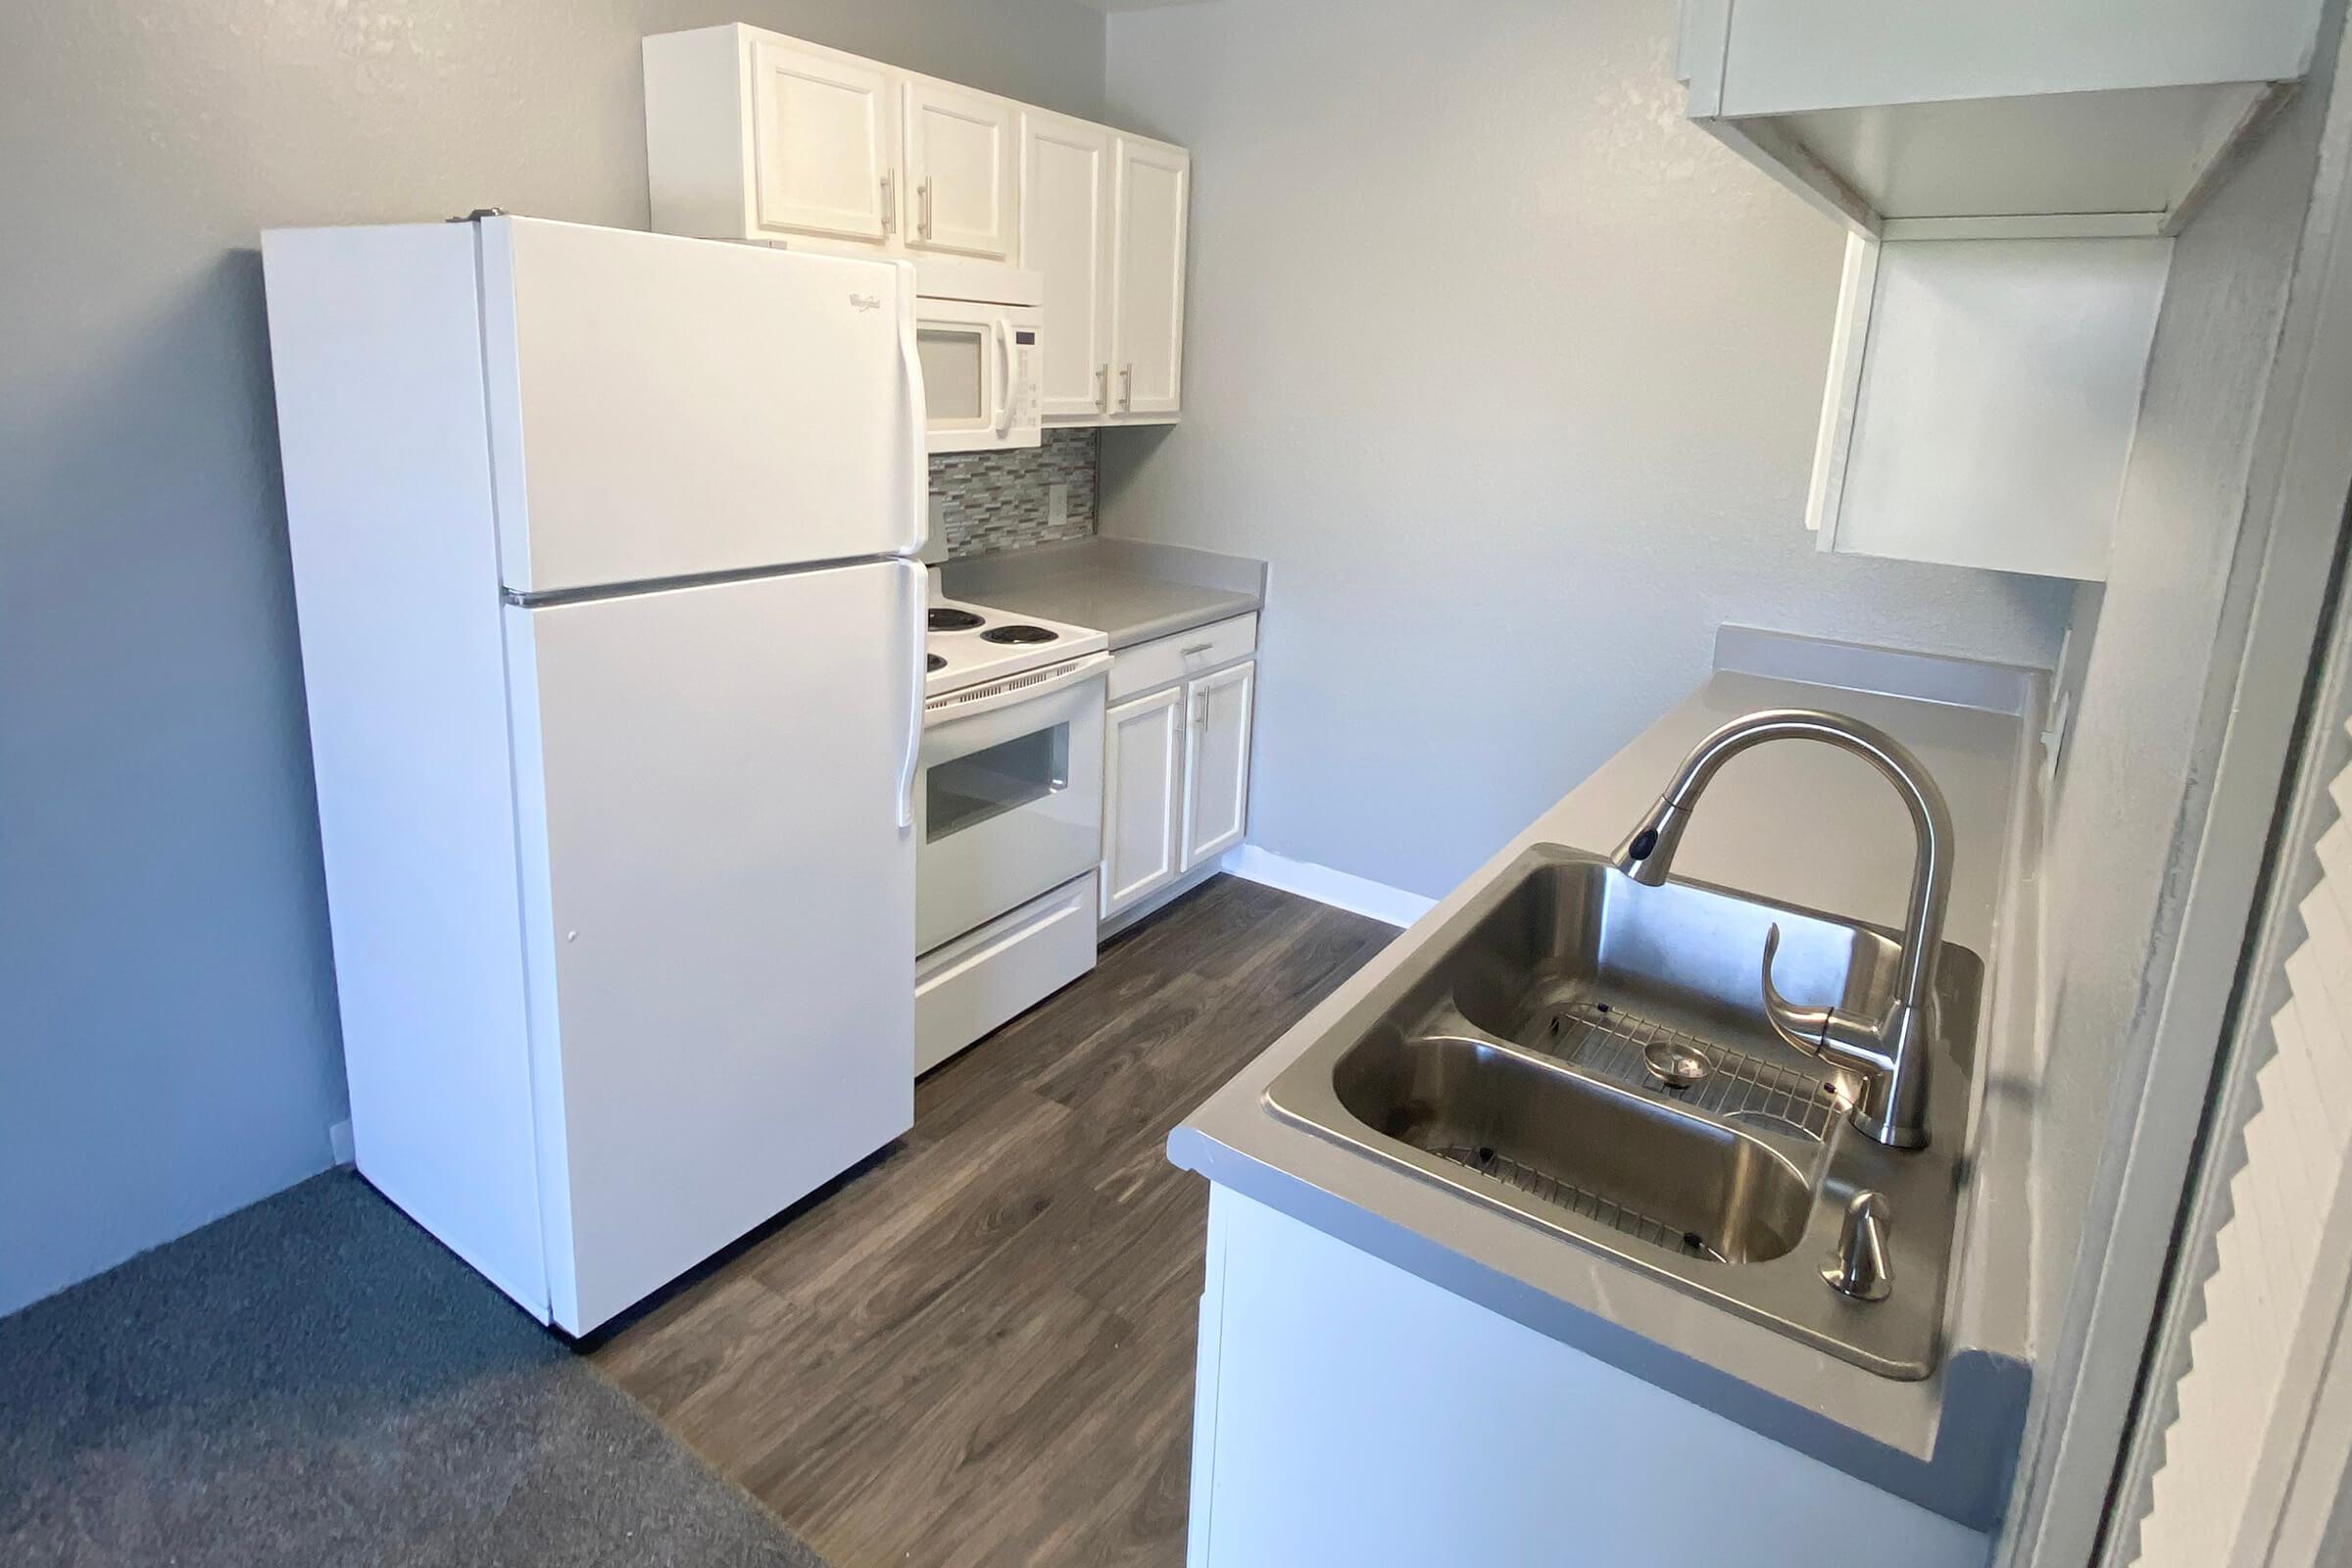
[932, 428, 1099, 560]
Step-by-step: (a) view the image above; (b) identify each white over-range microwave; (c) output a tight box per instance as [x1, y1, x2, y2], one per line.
[915, 259, 1042, 454]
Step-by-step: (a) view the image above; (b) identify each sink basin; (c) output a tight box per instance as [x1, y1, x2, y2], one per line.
[1335, 1034, 1815, 1264]
[1264, 844, 1982, 1379]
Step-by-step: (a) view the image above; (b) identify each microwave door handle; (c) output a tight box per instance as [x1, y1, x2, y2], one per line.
[896, 264, 928, 553]
[897, 559, 925, 831]
[993, 318, 1012, 438]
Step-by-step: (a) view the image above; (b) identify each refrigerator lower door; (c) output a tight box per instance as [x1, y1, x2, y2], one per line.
[505, 560, 918, 1332]
[479, 217, 926, 595]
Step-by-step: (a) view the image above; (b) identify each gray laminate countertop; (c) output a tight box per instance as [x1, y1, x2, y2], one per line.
[939, 537, 1265, 650]
[1167, 625, 2050, 1534]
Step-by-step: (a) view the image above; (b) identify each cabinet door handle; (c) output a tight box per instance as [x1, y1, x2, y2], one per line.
[1180, 642, 1213, 658]
[1095, 365, 1109, 412]
[1120, 364, 1134, 409]
[918, 177, 934, 240]
[880, 172, 896, 235]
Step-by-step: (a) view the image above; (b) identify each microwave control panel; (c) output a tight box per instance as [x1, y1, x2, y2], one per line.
[1008, 328, 1040, 434]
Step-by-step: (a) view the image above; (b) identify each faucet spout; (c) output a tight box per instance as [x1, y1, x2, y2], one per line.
[1613, 708, 1952, 1150]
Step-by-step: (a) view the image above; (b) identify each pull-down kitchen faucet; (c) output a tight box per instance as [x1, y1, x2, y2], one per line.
[1610, 709, 1951, 1150]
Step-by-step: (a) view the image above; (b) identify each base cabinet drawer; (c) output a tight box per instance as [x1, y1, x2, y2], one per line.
[1107, 612, 1256, 702]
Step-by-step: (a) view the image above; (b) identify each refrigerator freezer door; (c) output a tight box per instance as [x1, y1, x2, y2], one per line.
[505, 560, 917, 1332]
[479, 218, 926, 596]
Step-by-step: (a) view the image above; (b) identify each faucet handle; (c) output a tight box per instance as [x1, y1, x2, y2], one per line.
[1761, 924, 1835, 1052]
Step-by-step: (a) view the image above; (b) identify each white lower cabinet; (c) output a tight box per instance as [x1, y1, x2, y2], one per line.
[1101, 639, 1255, 921]
[1102, 684, 1187, 918]
[1189, 1188, 1993, 1567]
[1181, 661, 1252, 869]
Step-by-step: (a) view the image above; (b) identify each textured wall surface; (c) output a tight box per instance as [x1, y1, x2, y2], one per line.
[932, 429, 1100, 558]
[0, 0, 1105, 1317]
[2008, 5, 2346, 1554]
[1097, 0, 2074, 902]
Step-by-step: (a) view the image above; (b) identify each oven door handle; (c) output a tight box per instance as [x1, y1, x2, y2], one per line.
[925, 652, 1111, 728]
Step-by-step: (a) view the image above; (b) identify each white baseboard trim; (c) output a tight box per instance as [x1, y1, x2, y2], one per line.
[1217, 844, 1434, 928]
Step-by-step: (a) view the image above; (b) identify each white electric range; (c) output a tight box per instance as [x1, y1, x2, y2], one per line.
[913, 592, 1112, 1074]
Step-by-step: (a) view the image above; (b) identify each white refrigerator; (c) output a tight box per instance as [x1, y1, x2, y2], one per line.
[262, 216, 927, 1333]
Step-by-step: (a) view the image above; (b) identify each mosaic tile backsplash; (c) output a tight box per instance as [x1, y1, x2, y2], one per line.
[930, 428, 1100, 559]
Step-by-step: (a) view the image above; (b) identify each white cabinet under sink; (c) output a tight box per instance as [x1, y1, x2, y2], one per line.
[1186, 1188, 1992, 1567]
[1101, 614, 1258, 921]
[645, 24, 1190, 426]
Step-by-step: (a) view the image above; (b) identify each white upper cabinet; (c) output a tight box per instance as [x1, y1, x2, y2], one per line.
[645, 25, 1191, 424]
[1808, 234, 2171, 580]
[903, 77, 1016, 260]
[748, 39, 898, 243]
[654, 25, 1185, 429]
[1688, 0, 2328, 580]
[1020, 110, 1116, 421]
[1111, 135, 1190, 420]
[645, 27, 903, 245]
[1679, 0, 2324, 237]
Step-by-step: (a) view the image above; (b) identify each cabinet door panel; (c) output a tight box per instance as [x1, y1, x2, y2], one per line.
[1020, 111, 1115, 420]
[1102, 686, 1185, 918]
[749, 39, 897, 243]
[1182, 661, 1252, 871]
[906, 78, 1015, 260]
[1111, 136, 1190, 416]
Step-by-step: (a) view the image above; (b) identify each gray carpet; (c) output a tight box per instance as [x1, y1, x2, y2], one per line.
[0, 1172, 828, 1568]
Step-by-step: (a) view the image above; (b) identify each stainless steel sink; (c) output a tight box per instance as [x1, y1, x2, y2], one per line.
[1264, 844, 1981, 1379]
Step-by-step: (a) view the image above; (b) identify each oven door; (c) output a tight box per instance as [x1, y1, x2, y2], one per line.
[915, 657, 1107, 953]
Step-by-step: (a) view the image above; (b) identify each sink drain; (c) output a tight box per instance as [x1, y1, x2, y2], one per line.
[1642, 1039, 1712, 1090]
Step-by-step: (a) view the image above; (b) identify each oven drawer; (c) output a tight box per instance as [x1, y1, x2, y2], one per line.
[1107, 613, 1258, 702]
[914, 872, 1098, 1075]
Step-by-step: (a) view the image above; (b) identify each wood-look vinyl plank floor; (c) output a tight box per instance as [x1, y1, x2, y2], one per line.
[591, 875, 1396, 1568]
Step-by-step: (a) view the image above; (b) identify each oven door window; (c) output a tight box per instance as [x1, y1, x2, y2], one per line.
[927, 720, 1068, 844]
[918, 323, 990, 430]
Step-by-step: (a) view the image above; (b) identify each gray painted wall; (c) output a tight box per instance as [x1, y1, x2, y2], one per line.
[0, 0, 1105, 1317]
[1094, 0, 2077, 903]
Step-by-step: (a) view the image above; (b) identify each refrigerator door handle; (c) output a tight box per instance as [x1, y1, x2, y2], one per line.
[895, 263, 929, 555]
[897, 559, 925, 832]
